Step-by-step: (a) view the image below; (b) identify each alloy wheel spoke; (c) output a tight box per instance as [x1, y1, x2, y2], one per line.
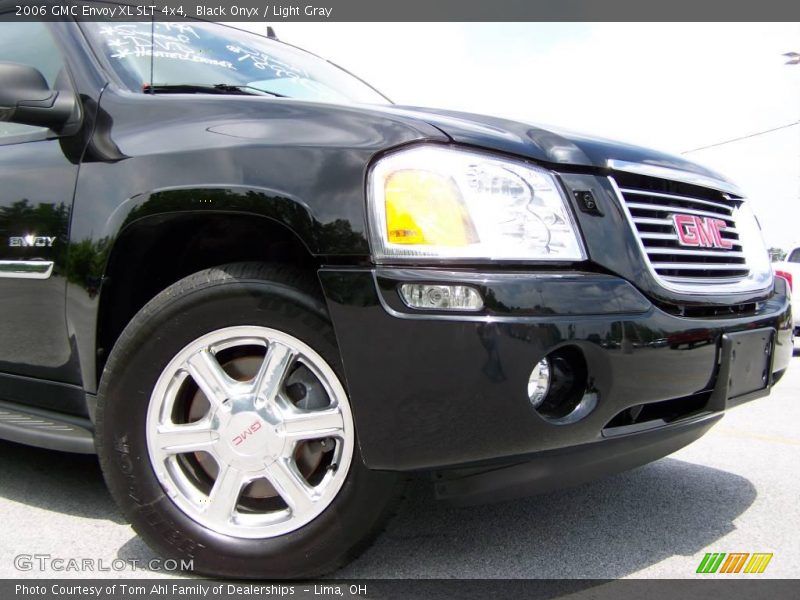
[204, 464, 244, 524]
[253, 341, 295, 404]
[264, 459, 315, 515]
[186, 349, 233, 410]
[282, 407, 345, 443]
[156, 419, 217, 454]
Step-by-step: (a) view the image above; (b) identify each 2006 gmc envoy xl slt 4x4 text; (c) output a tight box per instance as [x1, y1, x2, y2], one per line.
[0, 8, 792, 578]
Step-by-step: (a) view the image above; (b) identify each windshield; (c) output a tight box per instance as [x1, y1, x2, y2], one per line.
[82, 21, 389, 104]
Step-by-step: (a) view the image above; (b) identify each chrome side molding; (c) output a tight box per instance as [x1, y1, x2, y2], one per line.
[0, 260, 54, 279]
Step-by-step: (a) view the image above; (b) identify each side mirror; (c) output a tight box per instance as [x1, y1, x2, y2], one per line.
[0, 62, 79, 133]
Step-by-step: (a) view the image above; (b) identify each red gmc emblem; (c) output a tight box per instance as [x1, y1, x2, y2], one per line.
[232, 420, 262, 446]
[672, 214, 733, 249]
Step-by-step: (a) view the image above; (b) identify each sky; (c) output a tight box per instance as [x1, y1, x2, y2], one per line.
[229, 22, 800, 252]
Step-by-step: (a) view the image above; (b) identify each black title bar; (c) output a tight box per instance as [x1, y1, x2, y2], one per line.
[2, 0, 800, 21]
[4, 580, 800, 600]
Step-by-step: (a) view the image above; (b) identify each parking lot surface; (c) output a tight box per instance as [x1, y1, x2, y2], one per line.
[0, 349, 798, 579]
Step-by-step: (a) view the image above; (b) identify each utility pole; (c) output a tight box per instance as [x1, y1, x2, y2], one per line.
[786, 53, 800, 214]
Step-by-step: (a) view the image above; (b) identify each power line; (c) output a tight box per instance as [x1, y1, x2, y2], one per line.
[681, 121, 800, 154]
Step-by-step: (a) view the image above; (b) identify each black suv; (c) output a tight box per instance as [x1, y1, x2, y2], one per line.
[0, 10, 792, 578]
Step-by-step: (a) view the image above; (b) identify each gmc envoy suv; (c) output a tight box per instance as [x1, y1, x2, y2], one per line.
[0, 7, 792, 578]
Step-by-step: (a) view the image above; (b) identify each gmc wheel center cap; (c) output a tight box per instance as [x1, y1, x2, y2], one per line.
[216, 397, 285, 466]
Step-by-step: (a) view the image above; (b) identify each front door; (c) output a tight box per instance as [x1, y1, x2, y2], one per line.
[0, 21, 80, 386]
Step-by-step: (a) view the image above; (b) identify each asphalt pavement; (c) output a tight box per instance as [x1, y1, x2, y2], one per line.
[0, 348, 798, 579]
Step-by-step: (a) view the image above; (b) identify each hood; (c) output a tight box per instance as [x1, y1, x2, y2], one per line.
[379, 105, 741, 194]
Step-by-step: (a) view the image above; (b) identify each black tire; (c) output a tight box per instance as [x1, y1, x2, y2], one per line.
[96, 262, 402, 578]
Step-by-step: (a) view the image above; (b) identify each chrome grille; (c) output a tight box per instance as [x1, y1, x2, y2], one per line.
[612, 180, 750, 283]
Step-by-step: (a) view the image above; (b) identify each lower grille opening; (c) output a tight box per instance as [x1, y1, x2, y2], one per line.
[603, 392, 711, 434]
[656, 301, 759, 318]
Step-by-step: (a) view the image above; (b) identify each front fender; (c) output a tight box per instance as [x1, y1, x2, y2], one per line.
[64, 86, 447, 397]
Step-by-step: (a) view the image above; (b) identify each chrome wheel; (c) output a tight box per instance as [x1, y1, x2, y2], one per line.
[145, 325, 354, 539]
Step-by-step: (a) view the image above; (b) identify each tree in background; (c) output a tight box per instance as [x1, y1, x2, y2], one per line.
[769, 247, 787, 262]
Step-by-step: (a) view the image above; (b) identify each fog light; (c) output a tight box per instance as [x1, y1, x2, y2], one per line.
[529, 346, 596, 425]
[527, 358, 551, 408]
[399, 284, 483, 311]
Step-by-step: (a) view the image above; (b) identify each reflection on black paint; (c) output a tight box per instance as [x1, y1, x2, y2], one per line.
[66, 236, 111, 297]
[477, 323, 506, 383]
[0, 199, 69, 266]
[118, 187, 369, 260]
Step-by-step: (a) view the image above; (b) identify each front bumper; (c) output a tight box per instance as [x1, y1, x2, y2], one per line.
[319, 268, 793, 488]
[434, 411, 722, 505]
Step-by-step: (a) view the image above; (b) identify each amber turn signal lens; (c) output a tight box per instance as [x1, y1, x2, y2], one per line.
[384, 170, 478, 246]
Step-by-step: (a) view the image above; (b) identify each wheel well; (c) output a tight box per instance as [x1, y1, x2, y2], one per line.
[97, 213, 320, 382]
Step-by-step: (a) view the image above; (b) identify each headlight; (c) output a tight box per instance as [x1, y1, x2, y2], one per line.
[367, 146, 586, 262]
[733, 201, 773, 286]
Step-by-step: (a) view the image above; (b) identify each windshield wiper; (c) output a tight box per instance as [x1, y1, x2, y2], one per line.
[143, 83, 286, 97]
[215, 84, 287, 97]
